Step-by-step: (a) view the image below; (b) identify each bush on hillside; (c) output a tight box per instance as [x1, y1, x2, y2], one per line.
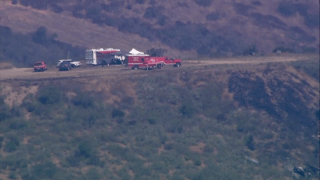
[291, 60, 319, 81]
[72, 93, 94, 108]
[11, 0, 18, 5]
[144, 6, 163, 19]
[194, 0, 213, 7]
[51, 3, 64, 13]
[146, 48, 168, 57]
[272, 46, 294, 53]
[243, 45, 258, 55]
[179, 104, 195, 118]
[244, 135, 255, 151]
[30, 162, 57, 179]
[136, 0, 145, 4]
[0, 96, 11, 122]
[304, 14, 319, 29]
[112, 109, 125, 118]
[277, 1, 297, 17]
[0, 136, 3, 149]
[37, 85, 63, 105]
[206, 13, 220, 21]
[4, 136, 19, 153]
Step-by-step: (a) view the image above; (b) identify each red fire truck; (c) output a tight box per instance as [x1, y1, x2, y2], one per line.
[124, 54, 164, 70]
[124, 49, 182, 70]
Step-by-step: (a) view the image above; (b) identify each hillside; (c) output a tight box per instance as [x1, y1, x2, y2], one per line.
[0, 60, 319, 180]
[0, 0, 319, 57]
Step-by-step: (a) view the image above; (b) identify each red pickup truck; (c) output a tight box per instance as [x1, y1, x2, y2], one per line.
[34, 61, 48, 72]
[150, 57, 181, 67]
[124, 55, 181, 70]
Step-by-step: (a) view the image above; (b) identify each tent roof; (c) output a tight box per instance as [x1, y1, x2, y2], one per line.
[129, 48, 147, 55]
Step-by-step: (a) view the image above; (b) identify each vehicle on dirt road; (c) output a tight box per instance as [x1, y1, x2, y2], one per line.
[124, 49, 162, 70]
[124, 49, 181, 70]
[85, 48, 125, 66]
[57, 59, 81, 67]
[150, 57, 182, 67]
[58, 61, 72, 71]
[34, 61, 48, 72]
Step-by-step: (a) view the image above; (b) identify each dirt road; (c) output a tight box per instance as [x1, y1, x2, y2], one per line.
[0, 54, 317, 81]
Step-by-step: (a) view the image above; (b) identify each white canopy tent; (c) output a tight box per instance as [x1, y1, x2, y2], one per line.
[128, 48, 148, 55]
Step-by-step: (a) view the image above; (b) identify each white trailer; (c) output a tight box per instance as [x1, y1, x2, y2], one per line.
[85, 48, 124, 65]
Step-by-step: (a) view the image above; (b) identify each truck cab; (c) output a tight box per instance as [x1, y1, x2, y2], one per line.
[151, 57, 182, 67]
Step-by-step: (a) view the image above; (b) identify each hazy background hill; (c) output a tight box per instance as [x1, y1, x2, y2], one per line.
[1, 0, 319, 58]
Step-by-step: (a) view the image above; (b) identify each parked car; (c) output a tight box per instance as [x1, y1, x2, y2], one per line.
[57, 59, 81, 67]
[58, 61, 72, 71]
[34, 61, 48, 72]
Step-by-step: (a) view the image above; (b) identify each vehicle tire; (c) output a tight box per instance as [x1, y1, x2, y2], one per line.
[34, 69, 37, 72]
[175, 63, 181, 67]
[157, 64, 162, 69]
[133, 65, 138, 70]
[71, 64, 75, 68]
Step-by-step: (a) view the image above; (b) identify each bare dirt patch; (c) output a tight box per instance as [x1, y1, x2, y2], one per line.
[158, 145, 165, 154]
[189, 142, 206, 153]
[0, 84, 38, 107]
[0, 62, 14, 70]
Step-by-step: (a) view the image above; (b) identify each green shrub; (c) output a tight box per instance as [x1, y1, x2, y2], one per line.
[9, 119, 27, 130]
[291, 60, 319, 81]
[85, 167, 101, 180]
[179, 104, 194, 118]
[8, 172, 17, 180]
[146, 48, 167, 56]
[22, 93, 36, 112]
[244, 135, 255, 151]
[277, 1, 297, 17]
[272, 46, 294, 53]
[243, 45, 258, 55]
[203, 145, 214, 153]
[193, 159, 202, 166]
[304, 14, 319, 28]
[4, 136, 19, 153]
[206, 13, 220, 21]
[87, 154, 104, 167]
[30, 162, 57, 179]
[136, 0, 145, 4]
[37, 85, 62, 105]
[164, 143, 173, 150]
[72, 93, 94, 108]
[0, 136, 3, 148]
[112, 109, 125, 118]
[147, 118, 156, 125]
[0, 96, 10, 121]
[77, 141, 93, 158]
[144, 6, 163, 19]
[194, 0, 213, 7]
[66, 155, 81, 167]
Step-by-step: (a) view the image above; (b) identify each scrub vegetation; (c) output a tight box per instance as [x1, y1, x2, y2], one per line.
[0, 62, 318, 180]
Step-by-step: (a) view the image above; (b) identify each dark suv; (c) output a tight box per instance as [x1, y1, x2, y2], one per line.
[58, 61, 72, 71]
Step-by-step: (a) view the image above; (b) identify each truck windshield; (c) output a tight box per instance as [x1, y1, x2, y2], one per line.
[85, 51, 93, 59]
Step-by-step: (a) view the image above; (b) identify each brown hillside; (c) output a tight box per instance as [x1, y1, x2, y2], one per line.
[0, 0, 319, 56]
[0, 2, 194, 58]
